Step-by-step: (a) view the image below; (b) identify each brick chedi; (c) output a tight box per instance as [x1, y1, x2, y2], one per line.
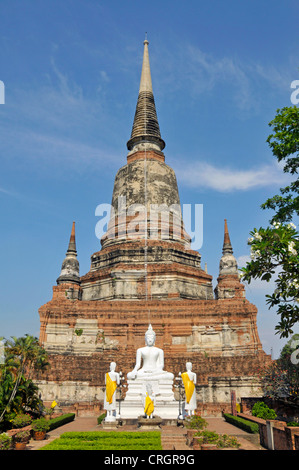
[81, 38, 212, 302]
[35, 38, 271, 415]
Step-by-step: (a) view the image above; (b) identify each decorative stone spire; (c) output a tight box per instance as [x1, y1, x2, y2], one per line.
[219, 219, 238, 275]
[215, 219, 245, 300]
[223, 219, 233, 255]
[57, 222, 80, 285]
[127, 37, 165, 153]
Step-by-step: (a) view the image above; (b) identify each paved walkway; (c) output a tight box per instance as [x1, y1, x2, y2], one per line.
[26, 416, 264, 451]
[205, 417, 264, 450]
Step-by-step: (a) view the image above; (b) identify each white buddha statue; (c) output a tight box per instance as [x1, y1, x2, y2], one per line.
[181, 362, 197, 416]
[127, 324, 174, 381]
[104, 362, 120, 422]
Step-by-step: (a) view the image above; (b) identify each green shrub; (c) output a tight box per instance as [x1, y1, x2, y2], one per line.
[216, 434, 240, 449]
[59, 431, 160, 440]
[48, 413, 75, 431]
[195, 430, 219, 444]
[41, 441, 162, 450]
[97, 413, 106, 425]
[223, 413, 259, 433]
[31, 418, 50, 432]
[195, 430, 240, 448]
[287, 421, 299, 427]
[39, 430, 162, 450]
[184, 415, 208, 430]
[0, 433, 13, 450]
[251, 401, 277, 420]
[14, 429, 31, 442]
[10, 413, 32, 428]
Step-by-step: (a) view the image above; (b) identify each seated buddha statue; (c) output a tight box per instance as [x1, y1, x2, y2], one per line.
[127, 324, 174, 381]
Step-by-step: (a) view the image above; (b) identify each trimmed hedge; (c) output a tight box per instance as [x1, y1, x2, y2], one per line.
[41, 442, 162, 450]
[97, 413, 106, 425]
[223, 413, 259, 434]
[40, 430, 162, 450]
[48, 413, 76, 431]
[59, 431, 161, 440]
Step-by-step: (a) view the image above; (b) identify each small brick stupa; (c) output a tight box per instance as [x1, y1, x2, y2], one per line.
[35, 39, 271, 416]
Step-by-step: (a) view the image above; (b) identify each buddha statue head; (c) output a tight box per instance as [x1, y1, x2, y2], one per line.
[145, 324, 156, 346]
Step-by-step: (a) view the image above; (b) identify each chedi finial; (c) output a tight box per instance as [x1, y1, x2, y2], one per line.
[219, 219, 238, 276]
[127, 38, 165, 153]
[56, 221, 80, 285]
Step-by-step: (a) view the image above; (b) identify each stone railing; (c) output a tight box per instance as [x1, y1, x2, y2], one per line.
[237, 413, 299, 450]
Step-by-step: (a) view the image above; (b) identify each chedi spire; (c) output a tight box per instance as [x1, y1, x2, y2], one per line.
[127, 37, 165, 153]
[219, 219, 238, 275]
[223, 219, 233, 255]
[215, 219, 245, 300]
[57, 222, 80, 285]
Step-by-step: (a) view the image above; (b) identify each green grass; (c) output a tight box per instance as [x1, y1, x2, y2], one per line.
[40, 431, 162, 450]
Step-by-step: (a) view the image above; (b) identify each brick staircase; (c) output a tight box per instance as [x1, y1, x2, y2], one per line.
[161, 425, 190, 450]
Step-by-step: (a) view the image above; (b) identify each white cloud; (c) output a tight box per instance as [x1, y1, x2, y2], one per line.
[237, 254, 251, 268]
[175, 159, 291, 192]
[157, 42, 294, 112]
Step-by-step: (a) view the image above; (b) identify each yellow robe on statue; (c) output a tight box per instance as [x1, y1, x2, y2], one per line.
[144, 393, 154, 416]
[181, 372, 195, 404]
[106, 373, 117, 404]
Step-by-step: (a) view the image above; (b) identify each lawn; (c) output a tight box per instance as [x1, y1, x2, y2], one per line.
[40, 430, 162, 450]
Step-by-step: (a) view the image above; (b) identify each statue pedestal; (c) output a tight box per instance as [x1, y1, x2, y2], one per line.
[121, 377, 179, 419]
[104, 415, 117, 423]
[102, 419, 119, 429]
[137, 416, 163, 430]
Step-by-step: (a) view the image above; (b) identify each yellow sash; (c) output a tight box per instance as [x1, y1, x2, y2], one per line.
[181, 372, 195, 404]
[144, 393, 154, 416]
[106, 373, 117, 404]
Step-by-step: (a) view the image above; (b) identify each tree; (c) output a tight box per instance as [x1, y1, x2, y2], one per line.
[0, 335, 49, 423]
[241, 106, 299, 338]
[257, 334, 299, 402]
[262, 106, 299, 223]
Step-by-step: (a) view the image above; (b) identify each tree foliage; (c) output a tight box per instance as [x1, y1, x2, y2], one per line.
[257, 334, 299, 402]
[263, 106, 299, 223]
[241, 106, 299, 338]
[0, 335, 49, 426]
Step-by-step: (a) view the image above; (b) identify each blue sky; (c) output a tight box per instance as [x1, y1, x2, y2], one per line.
[0, 0, 298, 358]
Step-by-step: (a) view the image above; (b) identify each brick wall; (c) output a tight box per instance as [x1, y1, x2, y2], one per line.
[44, 402, 103, 417]
[196, 402, 232, 416]
[237, 413, 299, 450]
[36, 285, 271, 408]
